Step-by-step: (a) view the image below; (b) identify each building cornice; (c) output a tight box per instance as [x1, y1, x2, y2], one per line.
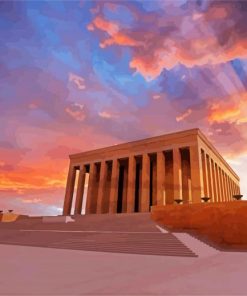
[69, 127, 239, 182]
[69, 128, 199, 159]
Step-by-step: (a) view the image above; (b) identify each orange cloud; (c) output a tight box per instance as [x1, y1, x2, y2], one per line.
[88, 16, 138, 49]
[129, 45, 180, 81]
[208, 106, 240, 123]
[129, 37, 247, 81]
[88, 4, 247, 81]
[100, 32, 139, 48]
[91, 16, 119, 36]
[208, 92, 247, 124]
[0, 170, 66, 195]
[21, 198, 42, 204]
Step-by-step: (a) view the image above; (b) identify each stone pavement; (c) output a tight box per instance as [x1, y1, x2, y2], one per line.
[1, 243, 247, 295]
[0, 213, 247, 295]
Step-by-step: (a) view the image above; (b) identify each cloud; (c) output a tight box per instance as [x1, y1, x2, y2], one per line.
[208, 104, 241, 124]
[207, 92, 247, 125]
[88, 1, 247, 81]
[88, 15, 139, 48]
[176, 108, 192, 122]
[68, 72, 86, 90]
[21, 198, 42, 204]
[152, 95, 161, 100]
[65, 103, 86, 121]
[98, 111, 118, 119]
[1, 0, 247, 215]
[91, 16, 119, 35]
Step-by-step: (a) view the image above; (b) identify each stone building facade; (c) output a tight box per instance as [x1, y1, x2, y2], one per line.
[63, 128, 240, 215]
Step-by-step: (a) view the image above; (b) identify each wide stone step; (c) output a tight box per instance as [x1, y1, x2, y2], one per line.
[0, 230, 197, 257]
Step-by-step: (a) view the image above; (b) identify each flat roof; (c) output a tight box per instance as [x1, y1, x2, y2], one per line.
[70, 128, 199, 158]
[69, 128, 239, 180]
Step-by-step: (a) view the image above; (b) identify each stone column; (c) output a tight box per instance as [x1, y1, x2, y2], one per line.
[190, 145, 203, 203]
[156, 151, 166, 206]
[122, 164, 128, 213]
[74, 165, 86, 215]
[201, 150, 209, 197]
[220, 170, 225, 202]
[223, 172, 228, 202]
[232, 180, 235, 199]
[233, 181, 236, 196]
[97, 161, 107, 214]
[215, 164, 220, 202]
[188, 178, 192, 203]
[221, 169, 226, 202]
[181, 149, 190, 204]
[63, 164, 76, 215]
[229, 176, 232, 201]
[85, 163, 96, 214]
[127, 155, 136, 213]
[227, 175, 231, 201]
[109, 159, 119, 213]
[218, 167, 224, 202]
[224, 172, 228, 201]
[206, 155, 213, 201]
[232, 182, 235, 195]
[230, 179, 233, 199]
[217, 166, 221, 202]
[151, 159, 157, 206]
[225, 175, 228, 201]
[211, 159, 217, 202]
[173, 147, 182, 201]
[141, 153, 150, 212]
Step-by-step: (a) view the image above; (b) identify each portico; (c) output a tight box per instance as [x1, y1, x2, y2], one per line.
[63, 128, 240, 215]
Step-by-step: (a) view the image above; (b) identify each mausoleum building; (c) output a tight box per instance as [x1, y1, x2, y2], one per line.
[63, 128, 240, 215]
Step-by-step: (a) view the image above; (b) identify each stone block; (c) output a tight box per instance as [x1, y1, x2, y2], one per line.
[42, 216, 75, 223]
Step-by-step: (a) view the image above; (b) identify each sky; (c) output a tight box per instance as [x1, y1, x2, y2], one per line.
[0, 0, 247, 216]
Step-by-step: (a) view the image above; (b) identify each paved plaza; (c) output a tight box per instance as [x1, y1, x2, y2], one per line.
[1, 242, 247, 295]
[0, 213, 247, 295]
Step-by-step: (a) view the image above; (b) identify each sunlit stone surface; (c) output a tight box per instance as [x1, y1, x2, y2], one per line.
[63, 128, 240, 215]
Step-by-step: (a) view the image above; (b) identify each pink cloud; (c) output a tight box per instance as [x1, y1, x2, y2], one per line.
[88, 2, 247, 81]
[98, 111, 118, 119]
[21, 198, 42, 204]
[88, 16, 139, 49]
[176, 109, 192, 122]
[207, 92, 247, 125]
[91, 16, 119, 36]
[65, 103, 86, 121]
[68, 73, 86, 90]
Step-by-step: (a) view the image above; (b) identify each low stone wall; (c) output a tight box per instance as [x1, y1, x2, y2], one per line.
[151, 201, 247, 248]
[42, 216, 75, 223]
[1, 213, 20, 222]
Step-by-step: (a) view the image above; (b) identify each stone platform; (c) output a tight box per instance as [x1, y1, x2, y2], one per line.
[0, 213, 198, 257]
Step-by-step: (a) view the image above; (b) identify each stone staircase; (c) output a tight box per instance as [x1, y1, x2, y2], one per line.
[0, 213, 198, 257]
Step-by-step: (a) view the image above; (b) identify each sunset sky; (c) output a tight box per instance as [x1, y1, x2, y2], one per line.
[1, 0, 247, 216]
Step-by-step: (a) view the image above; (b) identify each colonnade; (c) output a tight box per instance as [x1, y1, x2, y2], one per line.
[200, 148, 240, 203]
[63, 145, 240, 216]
